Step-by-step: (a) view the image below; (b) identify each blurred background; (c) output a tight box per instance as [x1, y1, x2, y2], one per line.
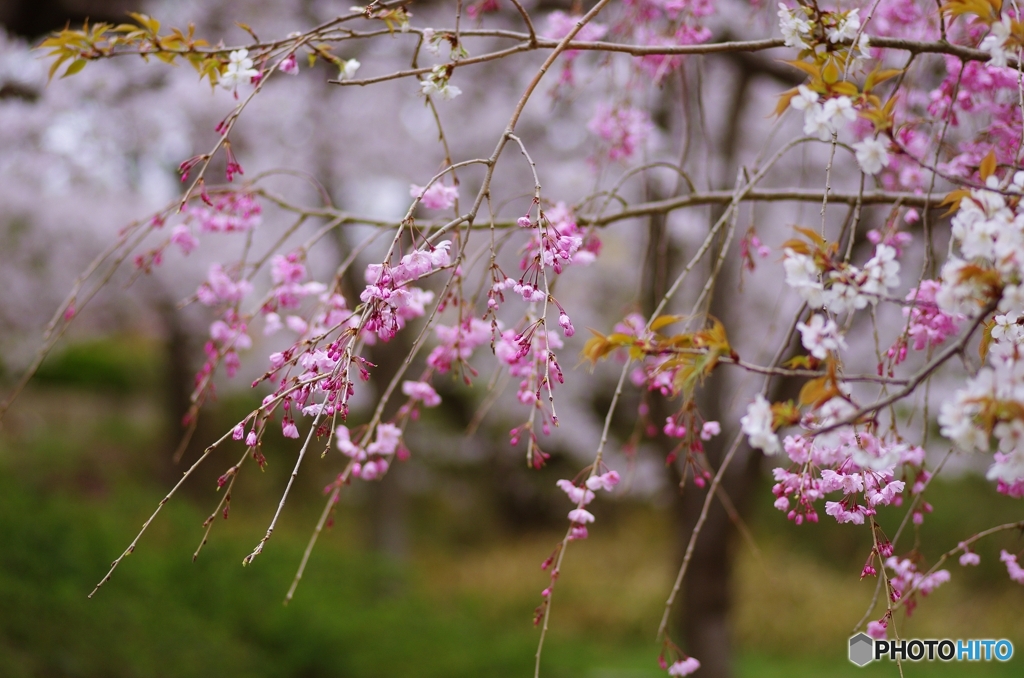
[1, 0, 1023, 676]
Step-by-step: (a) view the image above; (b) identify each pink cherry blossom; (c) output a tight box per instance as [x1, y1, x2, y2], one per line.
[667, 657, 700, 676]
[568, 508, 595, 524]
[587, 104, 652, 162]
[402, 380, 442, 407]
[410, 182, 459, 210]
[1000, 550, 1024, 584]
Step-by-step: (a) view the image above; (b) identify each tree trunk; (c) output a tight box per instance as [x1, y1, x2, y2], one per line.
[652, 59, 758, 678]
[365, 336, 411, 574]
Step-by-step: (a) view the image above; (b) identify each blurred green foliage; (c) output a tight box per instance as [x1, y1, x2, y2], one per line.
[32, 337, 163, 393]
[1, 339, 1023, 677]
[0, 431, 661, 677]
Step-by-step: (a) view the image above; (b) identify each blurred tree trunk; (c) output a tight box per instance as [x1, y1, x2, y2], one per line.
[153, 293, 205, 488]
[660, 54, 806, 676]
[672, 60, 753, 678]
[159, 297, 193, 447]
[641, 196, 760, 678]
[639, 58, 757, 678]
[365, 335, 411, 573]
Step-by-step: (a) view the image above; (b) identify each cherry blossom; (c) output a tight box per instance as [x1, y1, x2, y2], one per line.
[980, 15, 1014, 67]
[587, 104, 652, 162]
[401, 380, 442, 407]
[853, 137, 891, 175]
[740, 394, 780, 455]
[21, 2, 1024, 668]
[796, 314, 847, 359]
[1000, 550, 1024, 584]
[667, 657, 700, 676]
[339, 59, 360, 80]
[419, 65, 462, 100]
[410, 182, 459, 210]
[567, 508, 595, 524]
[827, 9, 861, 43]
[219, 49, 258, 92]
[777, 4, 812, 50]
[557, 479, 595, 506]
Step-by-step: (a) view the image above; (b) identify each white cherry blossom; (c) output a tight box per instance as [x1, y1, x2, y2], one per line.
[853, 137, 890, 175]
[796, 314, 848, 359]
[741, 394, 781, 455]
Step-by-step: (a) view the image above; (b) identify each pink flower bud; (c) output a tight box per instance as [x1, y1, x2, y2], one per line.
[558, 312, 574, 337]
[867, 620, 888, 639]
[360, 460, 379, 480]
[567, 508, 595, 524]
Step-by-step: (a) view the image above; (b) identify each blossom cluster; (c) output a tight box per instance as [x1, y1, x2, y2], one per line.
[783, 243, 901, 314]
[938, 310, 1024, 495]
[496, 325, 564, 409]
[334, 423, 405, 481]
[764, 416, 919, 526]
[419, 64, 462, 100]
[360, 242, 450, 342]
[927, 52, 1024, 178]
[884, 557, 951, 612]
[938, 176, 1024, 316]
[886, 280, 962, 367]
[796, 314, 848, 360]
[777, 4, 868, 52]
[426, 317, 492, 374]
[789, 85, 857, 142]
[518, 202, 599, 276]
[621, 0, 714, 81]
[587, 104, 653, 163]
[936, 175, 1024, 496]
[410, 181, 459, 211]
[556, 469, 621, 541]
[545, 0, 714, 93]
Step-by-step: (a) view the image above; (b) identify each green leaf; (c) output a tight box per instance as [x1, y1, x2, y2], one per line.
[61, 59, 87, 77]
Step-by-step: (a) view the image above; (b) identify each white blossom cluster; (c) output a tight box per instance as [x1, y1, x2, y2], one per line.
[789, 87, 889, 175]
[783, 243, 901, 314]
[796, 313, 848, 359]
[790, 86, 856, 141]
[777, 4, 869, 54]
[937, 175, 1024, 316]
[937, 175, 1024, 492]
[777, 3, 814, 50]
[938, 309, 1024, 488]
[419, 65, 462, 100]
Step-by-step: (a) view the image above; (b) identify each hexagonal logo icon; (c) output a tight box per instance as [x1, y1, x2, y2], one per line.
[849, 633, 874, 666]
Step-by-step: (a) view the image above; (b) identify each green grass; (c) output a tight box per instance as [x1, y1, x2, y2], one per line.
[2, 348, 1024, 677]
[32, 336, 164, 394]
[0, 384, 669, 678]
[0, 465, 675, 678]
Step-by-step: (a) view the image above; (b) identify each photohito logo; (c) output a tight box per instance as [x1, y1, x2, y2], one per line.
[848, 634, 1014, 666]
